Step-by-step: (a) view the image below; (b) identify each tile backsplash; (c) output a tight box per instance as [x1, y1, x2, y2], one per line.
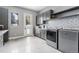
[47, 14, 79, 29]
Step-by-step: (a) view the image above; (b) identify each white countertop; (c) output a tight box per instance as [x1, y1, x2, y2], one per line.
[0, 25, 4, 26]
[0, 30, 8, 36]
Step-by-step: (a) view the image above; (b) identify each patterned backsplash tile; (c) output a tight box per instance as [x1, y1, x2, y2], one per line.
[47, 15, 79, 29]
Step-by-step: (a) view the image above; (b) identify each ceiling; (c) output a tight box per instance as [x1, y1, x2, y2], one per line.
[20, 6, 47, 12]
[19, 6, 75, 13]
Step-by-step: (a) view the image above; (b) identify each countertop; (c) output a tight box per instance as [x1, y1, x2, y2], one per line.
[0, 25, 4, 26]
[0, 30, 8, 36]
[59, 28, 79, 32]
[40, 29, 47, 30]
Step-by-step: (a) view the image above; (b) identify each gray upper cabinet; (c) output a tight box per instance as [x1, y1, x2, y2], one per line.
[0, 8, 8, 30]
[36, 10, 54, 25]
[37, 14, 43, 24]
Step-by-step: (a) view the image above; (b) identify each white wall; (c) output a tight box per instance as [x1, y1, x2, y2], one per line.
[1, 6, 37, 38]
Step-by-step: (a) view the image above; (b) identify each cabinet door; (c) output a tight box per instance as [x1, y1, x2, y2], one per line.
[0, 41, 3, 47]
[40, 30, 46, 39]
[1, 8, 8, 29]
[0, 36, 3, 41]
[0, 36, 3, 47]
[36, 15, 39, 24]
[37, 15, 43, 24]
[59, 31, 78, 53]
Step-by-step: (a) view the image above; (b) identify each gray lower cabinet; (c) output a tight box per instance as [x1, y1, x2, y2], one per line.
[40, 30, 46, 40]
[0, 36, 3, 47]
[59, 30, 78, 53]
[35, 27, 46, 40]
[35, 27, 41, 38]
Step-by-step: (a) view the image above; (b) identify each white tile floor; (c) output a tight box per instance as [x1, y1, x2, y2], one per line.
[0, 37, 61, 53]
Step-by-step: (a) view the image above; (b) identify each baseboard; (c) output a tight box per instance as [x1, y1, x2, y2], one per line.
[9, 35, 34, 40]
[9, 36, 25, 40]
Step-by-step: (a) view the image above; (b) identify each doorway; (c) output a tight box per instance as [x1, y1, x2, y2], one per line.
[24, 13, 33, 36]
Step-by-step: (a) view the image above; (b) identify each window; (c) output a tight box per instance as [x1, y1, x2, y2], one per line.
[11, 12, 19, 26]
[25, 16, 30, 25]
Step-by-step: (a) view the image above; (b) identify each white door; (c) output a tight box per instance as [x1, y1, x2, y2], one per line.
[24, 13, 33, 36]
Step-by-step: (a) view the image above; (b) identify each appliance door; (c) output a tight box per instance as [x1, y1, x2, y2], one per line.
[59, 30, 78, 53]
[47, 30, 56, 42]
[47, 30, 57, 48]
